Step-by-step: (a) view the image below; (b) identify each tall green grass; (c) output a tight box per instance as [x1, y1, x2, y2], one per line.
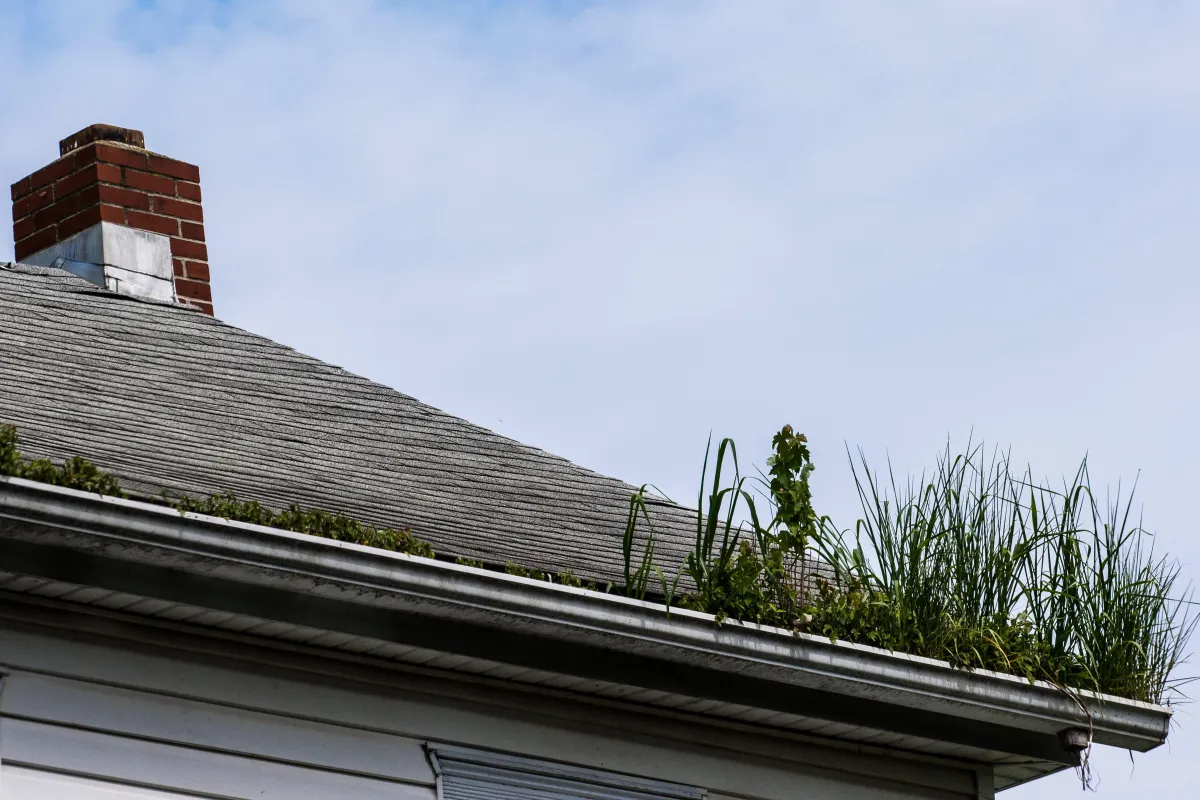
[667, 431, 1200, 705]
[666, 430, 1195, 705]
[650, 432, 810, 625]
[804, 442, 1195, 704]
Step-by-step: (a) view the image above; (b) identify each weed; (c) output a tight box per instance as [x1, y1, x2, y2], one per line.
[504, 561, 546, 581]
[0, 425, 125, 497]
[173, 490, 434, 558]
[802, 440, 1196, 704]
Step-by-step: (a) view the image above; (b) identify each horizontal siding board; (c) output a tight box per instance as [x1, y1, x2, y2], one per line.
[0, 671, 431, 783]
[2, 766, 210, 800]
[0, 718, 433, 800]
[0, 615, 980, 800]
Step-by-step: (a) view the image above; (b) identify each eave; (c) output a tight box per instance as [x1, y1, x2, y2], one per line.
[0, 477, 1172, 791]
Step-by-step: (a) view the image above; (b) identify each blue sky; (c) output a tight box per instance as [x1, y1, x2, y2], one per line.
[2, 1, 1199, 794]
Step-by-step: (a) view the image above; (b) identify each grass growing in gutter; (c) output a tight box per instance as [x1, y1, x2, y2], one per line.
[171, 490, 436, 558]
[0, 424, 126, 497]
[2, 423, 581, 584]
[655, 429, 1195, 706]
[0, 424, 433, 558]
[807, 443, 1197, 705]
[4, 420, 1192, 704]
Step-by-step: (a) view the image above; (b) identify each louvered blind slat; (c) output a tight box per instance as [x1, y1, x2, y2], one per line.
[427, 746, 705, 800]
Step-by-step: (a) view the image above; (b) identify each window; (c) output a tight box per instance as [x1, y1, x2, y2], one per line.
[425, 745, 706, 800]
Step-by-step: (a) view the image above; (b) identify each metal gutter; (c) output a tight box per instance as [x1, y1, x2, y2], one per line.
[0, 477, 1171, 760]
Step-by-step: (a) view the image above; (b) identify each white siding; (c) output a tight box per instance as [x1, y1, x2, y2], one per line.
[0, 607, 987, 800]
[0, 718, 427, 800]
[2, 766, 207, 800]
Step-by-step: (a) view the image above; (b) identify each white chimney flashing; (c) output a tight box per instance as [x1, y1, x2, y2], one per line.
[22, 222, 176, 304]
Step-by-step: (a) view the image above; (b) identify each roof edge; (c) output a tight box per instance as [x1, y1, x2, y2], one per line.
[0, 476, 1171, 756]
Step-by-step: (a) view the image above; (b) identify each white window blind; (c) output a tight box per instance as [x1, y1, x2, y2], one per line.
[426, 745, 706, 800]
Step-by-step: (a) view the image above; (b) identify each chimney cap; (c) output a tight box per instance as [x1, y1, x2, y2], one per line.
[59, 124, 146, 156]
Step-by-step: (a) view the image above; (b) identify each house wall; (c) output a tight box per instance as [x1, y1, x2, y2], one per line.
[0, 602, 993, 800]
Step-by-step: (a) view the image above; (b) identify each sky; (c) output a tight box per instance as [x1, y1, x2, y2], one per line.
[2, 0, 1198, 795]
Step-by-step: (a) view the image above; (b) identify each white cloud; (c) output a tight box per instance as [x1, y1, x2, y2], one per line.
[2, 3, 1198, 794]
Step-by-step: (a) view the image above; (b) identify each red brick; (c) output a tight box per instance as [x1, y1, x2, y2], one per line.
[94, 142, 150, 170]
[54, 163, 121, 200]
[13, 187, 54, 220]
[13, 216, 38, 242]
[148, 154, 199, 182]
[180, 221, 205, 241]
[53, 167, 94, 199]
[187, 300, 215, 316]
[97, 184, 151, 211]
[102, 203, 126, 225]
[58, 204, 124, 240]
[32, 195, 82, 230]
[174, 278, 212, 302]
[11, 177, 31, 202]
[153, 195, 203, 221]
[173, 258, 186, 278]
[14, 227, 58, 261]
[126, 210, 180, 237]
[97, 162, 122, 184]
[28, 156, 77, 191]
[71, 145, 95, 170]
[170, 237, 207, 260]
[175, 180, 202, 202]
[73, 184, 101, 209]
[124, 169, 175, 196]
[183, 261, 210, 281]
[53, 206, 95, 240]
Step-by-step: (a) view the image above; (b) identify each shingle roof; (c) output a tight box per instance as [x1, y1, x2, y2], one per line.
[0, 262, 699, 583]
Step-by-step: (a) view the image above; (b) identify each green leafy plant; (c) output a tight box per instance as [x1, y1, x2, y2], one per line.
[767, 425, 818, 554]
[0, 425, 20, 476]
[173, 490, 434, 558]
[676, 435, 800, 625]
[504, 561, 546, 581]
[555, 570, 599, 591]
[0, 424, 125, 497]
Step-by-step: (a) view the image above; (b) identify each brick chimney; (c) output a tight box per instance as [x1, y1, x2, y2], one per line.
[10, 125, 213, 315]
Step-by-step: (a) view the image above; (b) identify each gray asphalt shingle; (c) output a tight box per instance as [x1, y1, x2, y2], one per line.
[0, 262, 701, 583]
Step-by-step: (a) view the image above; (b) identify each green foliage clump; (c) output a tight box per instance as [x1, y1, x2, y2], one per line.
[455, 556, 485, 569]
[504, 561, 546, 581]
[555, 570, 598, 591]
[628, 425, 1194, 706]
[0, 425, 20, 476]
[671, 434, 806, 626]
[173, 490, 434, 558]
[802, 444, 1196, 705]
[0, 424, 125, 497]
[767, 425, 818, 553]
